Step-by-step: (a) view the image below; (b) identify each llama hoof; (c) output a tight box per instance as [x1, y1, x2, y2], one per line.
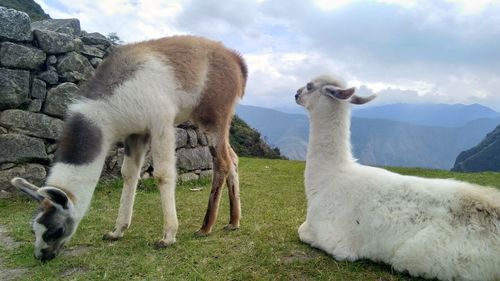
[193, 229, 210, 237]
[102, 232, 122, 241]
[154, 239, 175, 249]
[223, 224, 239, 231]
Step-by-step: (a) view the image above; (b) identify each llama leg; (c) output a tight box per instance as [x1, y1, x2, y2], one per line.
[224, 146, 240, 231]
[103, 134, 149, 241]
[298, 221, 314, 244]
[194, 136, 231, 236]
[151, 126, 178, 248]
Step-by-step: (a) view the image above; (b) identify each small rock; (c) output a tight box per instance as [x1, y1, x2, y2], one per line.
[94, 44, 108, 51]
[89, 57, 102, 68]
[199, 169, 213, 178]
[27, 99, 43, 112]
[47, 55, 57, 65]
[179, 172, 198, 182]
[0, 164, 46, 194]
[103, 146, 124, 178]
[0, 7, 32, 41]
[176, 146, 213, 171]
[175, 128, 188, 148]
[0, 163, 15, 170]
[0, 126, 7, 134]
[186, 129, 198, 147]
[81, 31, 111, 46]
[105, 44, 117, 55]
[43, 82, 79, 118]
[197, 129, 209, 146]
[37, 69, 59, 85]
[31, 18, 81, 36]
[57, 52, 94, 82]
[0, 68, 29, 110]
[0, 134, 48, 164]
[33, 29, 76, 54]
[46, 143, 58, 154]
[0, 109, 64, 140]
[0, 42, 46, 70]
[81, 45, 106, 58]
[31, 79, 47, 99]
[0, 190, 12, 199]
[73, 38, 84, 51]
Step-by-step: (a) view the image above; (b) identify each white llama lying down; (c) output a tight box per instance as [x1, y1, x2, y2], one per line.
[11, 35, 247, 261]
[295, 75, 500, 281]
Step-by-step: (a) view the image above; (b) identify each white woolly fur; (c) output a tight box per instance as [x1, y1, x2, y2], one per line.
[297, 74, 500, 281]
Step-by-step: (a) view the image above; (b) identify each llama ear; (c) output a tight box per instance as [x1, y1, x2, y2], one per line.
[350, 94, 376, 105]
[11, 177, 44, 202]
[322, 86, 356, 100]
[39, 188, 70, 209]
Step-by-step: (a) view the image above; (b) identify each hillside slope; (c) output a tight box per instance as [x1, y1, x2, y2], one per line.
[452, 125, 500, 172]
[230, 115, 283, 159]
[0, 0, 50, 21]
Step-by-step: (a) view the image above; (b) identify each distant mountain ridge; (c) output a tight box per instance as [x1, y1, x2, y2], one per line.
[276, 103, 500, 128]
[236, 104, 500, 169]
[352, 103, 500, 127]
[452, 125, 500, 172]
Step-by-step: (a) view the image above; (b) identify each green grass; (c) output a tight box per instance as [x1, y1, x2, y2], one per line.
[1, 158, 499, 280]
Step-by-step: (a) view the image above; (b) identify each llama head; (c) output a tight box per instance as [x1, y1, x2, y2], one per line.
[295, 75, 375, 111]
[11, 177, 76, 261]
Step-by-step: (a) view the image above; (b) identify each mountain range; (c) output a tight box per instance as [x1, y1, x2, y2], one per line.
[452, 124, 500, 172]
[236, 103, 500, 169]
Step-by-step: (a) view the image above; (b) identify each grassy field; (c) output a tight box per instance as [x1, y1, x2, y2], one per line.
[1, 158, 499, 281]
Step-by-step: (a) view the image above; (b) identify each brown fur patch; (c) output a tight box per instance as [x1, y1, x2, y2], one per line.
[41, 198, 54, 212]
[79, 46, 144, 99]
[190, 43, 245, 131]
[452, 187, 500, 232]
[142, 35, 247, 98]
[144, 36, 215, 93]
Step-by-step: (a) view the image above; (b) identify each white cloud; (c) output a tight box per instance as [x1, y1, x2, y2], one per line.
[313, 0, 353, 11]
[34, 0, 500, 111]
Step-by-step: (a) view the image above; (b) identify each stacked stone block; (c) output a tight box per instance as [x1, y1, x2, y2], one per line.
[0, 8, 212, 198]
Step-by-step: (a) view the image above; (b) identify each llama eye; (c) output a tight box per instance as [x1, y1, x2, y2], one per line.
[43, 226, 65, 241]
[306, 82, 314, 91]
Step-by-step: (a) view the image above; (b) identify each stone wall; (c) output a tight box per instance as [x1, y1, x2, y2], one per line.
[0, 7, 213, 198]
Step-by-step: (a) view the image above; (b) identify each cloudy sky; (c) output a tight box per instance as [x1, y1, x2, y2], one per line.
[36, 0, 500, 111]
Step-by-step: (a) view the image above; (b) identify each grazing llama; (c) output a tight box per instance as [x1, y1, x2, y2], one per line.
[11, 35, 247, 261]
[295, 74, 500, 281]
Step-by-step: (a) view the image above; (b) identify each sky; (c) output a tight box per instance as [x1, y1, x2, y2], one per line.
[35, 0, 500, 111]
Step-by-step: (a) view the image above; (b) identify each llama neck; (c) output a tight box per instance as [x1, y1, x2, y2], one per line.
[306, 102, 354, 168]
[45, 146, 110, 221]
[45, 111, 112, 221]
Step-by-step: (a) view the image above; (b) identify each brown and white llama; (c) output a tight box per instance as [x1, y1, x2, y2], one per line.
[11, 35, 247, 261]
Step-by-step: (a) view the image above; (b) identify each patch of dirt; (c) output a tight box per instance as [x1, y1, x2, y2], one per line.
[0, 225, 28, 280]
[60, 267, 89, 277]
[0, 265, 28, 281]
[282, 250, 318, 264]
[0, 225, 20, 250]
[62, 245, 92, 257]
